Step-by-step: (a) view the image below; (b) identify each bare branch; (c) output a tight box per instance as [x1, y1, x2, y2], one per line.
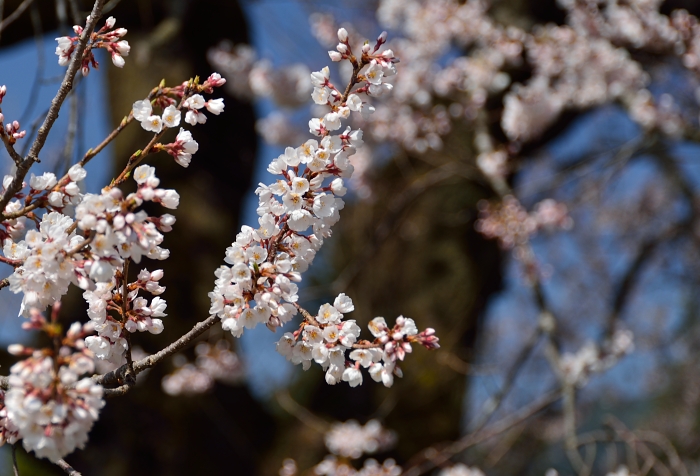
[0, 0, 107, 220]
[55, 459, 82, 476]
[402, 388, 562, 476]
[0, 0, 35, 34]
[93, 315, 218, 389]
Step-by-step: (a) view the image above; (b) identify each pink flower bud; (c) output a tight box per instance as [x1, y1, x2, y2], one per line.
[378, 31, 388, 43]
[111, 53, 125, 68]
[206, 72, 226, 88]
[105, 16, 116, 29]
[337, 28, 348, 42]
[328, 51, 342, 62]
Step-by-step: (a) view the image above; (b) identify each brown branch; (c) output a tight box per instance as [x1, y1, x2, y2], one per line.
[0, 0, 107, 220]
[93, 315, 218, 388]
[0, 278, 8, 290]
[0, 0, 35, 33]
[55, 459, 82, 476]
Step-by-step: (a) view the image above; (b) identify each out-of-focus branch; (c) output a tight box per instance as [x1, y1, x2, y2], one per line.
[332, 162, 471, 293]
[0, 0, 107, 220]
[0, 0, 35, 34]
[12, 444, 19, 476]
[402, 387, 561, 476]
[605, 416, 677, 476]
[468, 327, 542, 433]
[276, 390, 329, 434]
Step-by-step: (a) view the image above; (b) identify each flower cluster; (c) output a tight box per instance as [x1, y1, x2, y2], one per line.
[208, 42, 312, 108]
[210, 28, 438, 388]
[438, 464, 486, 476]
[161, 341, 244, 396]
[475, 195, 573, 250]
[559, 329, 634, 387]
[324, 420, 396, 459]
[131, 73, 226, 135]
[281, 419, 400, 476]
[55, 16, 130, 73]
[1, 308, 104, 462]
[6, 209, 87, 316]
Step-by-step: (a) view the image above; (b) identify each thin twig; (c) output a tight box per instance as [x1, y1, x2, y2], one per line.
[93, 315, 218, 389]
[12, 444, 19, 476]
[55, 459, 82, 476]
[0, 0, 35, 34]
[468, 327, 541, 432]
[275, 390, 329, 434]
[402, 388, 561, 476]
[18, 2, 44, 126]
[0, 0, 107, 220]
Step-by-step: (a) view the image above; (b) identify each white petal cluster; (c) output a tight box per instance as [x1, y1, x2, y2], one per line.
[161, 341, 244, 396]
[324, 419, 396, 459]
[132, 100, 181, 133]
[438, 464, 486, 476]
[6, 212, 85, 316]
[559, 329, 634, 387]
[55, 16, 129, 70]
[209, 31, 439, 389]
[4, 353, 104, 462]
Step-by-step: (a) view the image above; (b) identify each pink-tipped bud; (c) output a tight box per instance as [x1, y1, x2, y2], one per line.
[378, 31, 388, 44]
[111, 53, 125, 68]
[105, 16, 116, 29]
[73, 25, 83, 35]
[206, 72, 226, 88]
[337, 43, 348, 54]
[328, 51, 342, 62]
[113, 27, 128, 38]
[82, 65, 90, 76]
[337, 28, 348, 43]
[0, 85, 6, 103]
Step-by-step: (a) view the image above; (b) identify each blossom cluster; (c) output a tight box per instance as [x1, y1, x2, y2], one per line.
[475, 195, 573, 250]
[277, 310, 438, 388]
[209, 28, 438, 388]
[324, 419, 396, 459]
[0, 308, 104, 462]
[131, 74, 225, 135]
[161, 341, 244, 396]
[281, 419, 400, 476]
[559, 329, 635, 387]
[438, 464, 486, 476]
[55, 15, 130, 73]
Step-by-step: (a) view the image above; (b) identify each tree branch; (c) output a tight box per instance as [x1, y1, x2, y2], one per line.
[93, 315, 218, 388]
[0, 0, 107, 220]
[0, 0, 35, 34]
[55, 459, 82, 476]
